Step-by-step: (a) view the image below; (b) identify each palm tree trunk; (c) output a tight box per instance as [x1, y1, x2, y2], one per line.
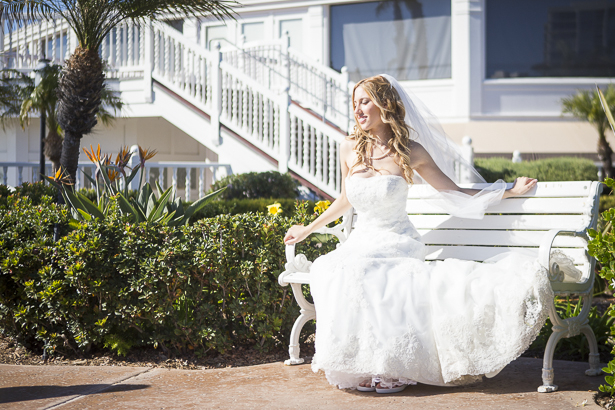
[598, 132, 613, 179]
[44, 128, 63, 174]
[57, 46, 105, 184]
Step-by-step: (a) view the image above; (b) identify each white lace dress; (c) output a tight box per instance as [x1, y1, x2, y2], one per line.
[309, 175, 553, 389]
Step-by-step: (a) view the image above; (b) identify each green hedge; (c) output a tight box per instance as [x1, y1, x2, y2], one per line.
[0, 195, 334, 356]
[474, 157, 598, 183]
[210, 171, 299, 200]
[192, 198, 314, 220]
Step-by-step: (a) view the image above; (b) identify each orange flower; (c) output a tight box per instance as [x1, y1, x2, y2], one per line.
[138, 146, 157, 167]
[106, 168, 120, 183]
[49, 167, 73, 186]
[83, 144, 103, 164]
[115, 146, 132, 169]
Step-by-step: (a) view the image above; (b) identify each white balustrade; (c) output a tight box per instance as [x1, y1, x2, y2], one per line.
[0, 161, 231, 201]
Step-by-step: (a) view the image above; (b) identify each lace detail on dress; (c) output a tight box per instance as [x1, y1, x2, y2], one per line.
[309, 175, 553, 388]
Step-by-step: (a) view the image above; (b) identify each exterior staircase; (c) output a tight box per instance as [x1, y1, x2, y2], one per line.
[1, 18, 351, 198]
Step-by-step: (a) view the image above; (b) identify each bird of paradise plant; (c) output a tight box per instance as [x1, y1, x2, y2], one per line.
[46, 144, 224, 225]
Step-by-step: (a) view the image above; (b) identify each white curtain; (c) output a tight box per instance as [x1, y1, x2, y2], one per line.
[342, 15, 451, 82]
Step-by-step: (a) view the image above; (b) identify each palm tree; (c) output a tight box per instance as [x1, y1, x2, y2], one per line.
[562, 85, 615, 179]
[0, 64, 123, 173]
[2, 0, 237, 183]
[19, 64, 123, 173]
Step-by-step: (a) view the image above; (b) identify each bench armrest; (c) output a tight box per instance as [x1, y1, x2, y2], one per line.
[278, 209, 355, 287]
[538, 229, 588, 282]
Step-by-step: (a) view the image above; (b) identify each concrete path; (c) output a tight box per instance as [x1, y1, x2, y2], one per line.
[0, 358, 605, 409]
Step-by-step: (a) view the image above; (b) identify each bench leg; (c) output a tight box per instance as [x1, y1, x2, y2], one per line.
[284, 283, 315, 366]
[582, 324, 602, 376]
[538, 327, 564, 393]
[538, 294, 600, 392]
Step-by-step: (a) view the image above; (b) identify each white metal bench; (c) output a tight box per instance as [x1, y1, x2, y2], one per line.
[278, 181, 603, 392]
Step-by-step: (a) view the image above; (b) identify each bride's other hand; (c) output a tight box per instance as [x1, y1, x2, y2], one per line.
[507, 177, 537, 197]
[284, 224, 312, 245]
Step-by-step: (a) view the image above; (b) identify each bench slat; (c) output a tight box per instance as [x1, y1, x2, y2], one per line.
[425, 246, 588, 264]
[407, 197, 594, 215]
[408, 181, 597, 199]
[406, 214, 591, 231]
[418, 229, 587, 248]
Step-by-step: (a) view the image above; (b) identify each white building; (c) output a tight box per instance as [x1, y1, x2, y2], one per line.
[1, 0, 614, 196]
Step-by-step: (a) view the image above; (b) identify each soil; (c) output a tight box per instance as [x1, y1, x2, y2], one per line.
[595, 392, 615, 409]
[0, 334, 316, 371]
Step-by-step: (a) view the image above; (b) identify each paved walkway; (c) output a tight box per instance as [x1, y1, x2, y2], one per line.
[0, 358, 605, 409]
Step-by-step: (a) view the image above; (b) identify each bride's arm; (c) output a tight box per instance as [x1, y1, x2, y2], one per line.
[284, 140, 355, 245]
[409, 141, 537, 197]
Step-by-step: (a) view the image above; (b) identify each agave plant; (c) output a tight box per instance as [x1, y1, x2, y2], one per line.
[45, 144, 224, 225]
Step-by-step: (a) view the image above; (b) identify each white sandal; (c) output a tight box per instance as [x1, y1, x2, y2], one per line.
[374, 377, 410, 394]
[376, 383, 408, 394]
[357, 379, 376, 392]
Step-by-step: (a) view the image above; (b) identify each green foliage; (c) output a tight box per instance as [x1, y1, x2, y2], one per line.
[601, 195, 615, 214]
[0, 182, 57, 209]
[474, 157, 598, 183]
[192, 198, 313, 220]
[103, 334, 132, 357]
[0, 199, 333, 356]
[210, 171, 300, 200]
[563, 84, 615, 140]
[588, 177, 615, 396]
[530, 297, 614, 362]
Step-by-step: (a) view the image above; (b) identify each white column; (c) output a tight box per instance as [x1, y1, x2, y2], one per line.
[307, 6, 325, 65]
[451, 0, 484, 120]
[183, 18, 199, 43]
[210, 42, 222, 146]
[143, 21, 154, 103]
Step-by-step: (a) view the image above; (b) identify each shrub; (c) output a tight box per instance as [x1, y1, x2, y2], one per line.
[0, 182, 57, 209]
[192, 198, 314, 220]
[529, 297, 613, 362]
[0, 197, 334, 356]
[210, 171, 299, 200]
[474, 157, 598, 183]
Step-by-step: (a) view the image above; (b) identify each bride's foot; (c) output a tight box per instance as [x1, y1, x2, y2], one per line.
[356, 379, 376, 392]
[375, 379, 410, 394]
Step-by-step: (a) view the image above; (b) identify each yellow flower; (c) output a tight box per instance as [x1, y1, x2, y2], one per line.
[314, 200, 331, 215]
[267, 202, 283, 215]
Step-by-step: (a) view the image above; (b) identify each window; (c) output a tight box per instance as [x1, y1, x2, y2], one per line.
[280, 19, 303, 52]
[242, 22, 265, 43]
[206, 25, 228, 49]
[330, 0, 451, 82]
[486, 0, 615, 78]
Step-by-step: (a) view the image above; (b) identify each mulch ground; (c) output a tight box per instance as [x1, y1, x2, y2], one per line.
[0, 334, 316, 371]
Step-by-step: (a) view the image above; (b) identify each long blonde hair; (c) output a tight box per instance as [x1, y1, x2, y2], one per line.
[348, 75, 414, 183]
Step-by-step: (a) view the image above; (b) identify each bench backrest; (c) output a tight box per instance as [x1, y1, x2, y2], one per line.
[345, 181, 602, 295]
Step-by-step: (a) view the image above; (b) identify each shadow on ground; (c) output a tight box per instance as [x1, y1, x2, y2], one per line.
[0, 383, 149, 404]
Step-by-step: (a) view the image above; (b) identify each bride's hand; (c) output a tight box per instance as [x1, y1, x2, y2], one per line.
[508, 177, 538, 197]
[284, 224, 311, 245]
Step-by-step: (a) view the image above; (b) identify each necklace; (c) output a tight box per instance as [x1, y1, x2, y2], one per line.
[369, 144, 391, 160]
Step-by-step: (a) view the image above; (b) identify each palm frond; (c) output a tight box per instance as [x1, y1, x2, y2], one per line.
[2, 0, 239, 52]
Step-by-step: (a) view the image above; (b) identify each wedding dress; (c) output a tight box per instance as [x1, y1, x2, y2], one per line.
[309, 174, 553, 389]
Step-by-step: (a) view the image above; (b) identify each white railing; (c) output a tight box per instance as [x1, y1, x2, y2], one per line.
[220, 36, 352, 132]
[0, 161, 231, 201]
[287, 105, 345, 194]
[1, 17, 145, 79]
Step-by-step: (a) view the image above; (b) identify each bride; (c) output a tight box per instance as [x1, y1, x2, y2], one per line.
[283, 75, 552, 393]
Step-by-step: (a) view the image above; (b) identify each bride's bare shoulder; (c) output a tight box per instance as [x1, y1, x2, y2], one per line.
[341, 137, 358, 155]
[408, 140, 431, 168]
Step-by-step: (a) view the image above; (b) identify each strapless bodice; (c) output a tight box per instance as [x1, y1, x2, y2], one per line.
[345, 175, 410, 228]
